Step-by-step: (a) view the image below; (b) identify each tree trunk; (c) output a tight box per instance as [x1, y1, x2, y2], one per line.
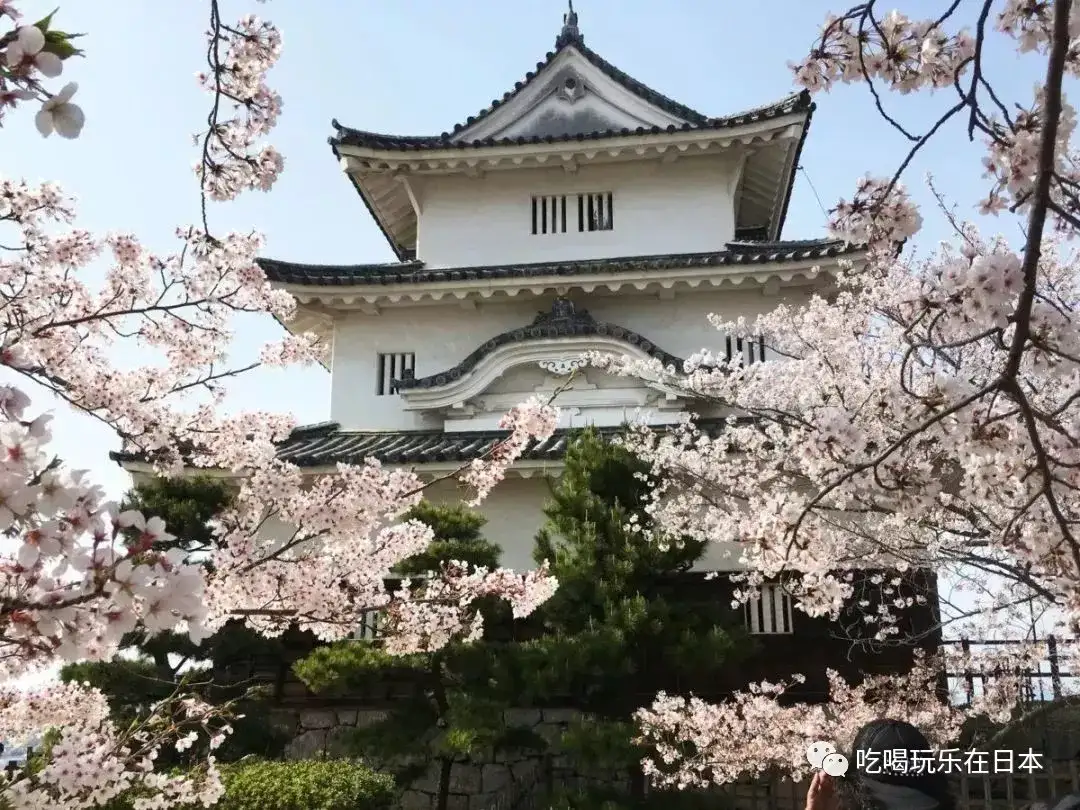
[431, 653, 453, 810]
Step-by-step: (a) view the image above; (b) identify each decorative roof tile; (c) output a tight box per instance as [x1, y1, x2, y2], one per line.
[274, 420, 730, 467]
[394, 297, 684, 391]
[257, 239, 857, 288]
[330, 91, 810, 152]
[111, 420, 737, 469]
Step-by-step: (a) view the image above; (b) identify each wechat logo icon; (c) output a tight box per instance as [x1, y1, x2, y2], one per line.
[806, 741, 849, 777]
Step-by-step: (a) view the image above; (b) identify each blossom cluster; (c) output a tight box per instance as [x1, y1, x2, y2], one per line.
[194, 12, 284, 200]
[636, 653, 964, 788]
[0, 7, 84, 138]
[604, 0, 1080, 787]
[1, 683, 229, 809]
[0, 2, 559, 807]
[0, 391, 207, 679]
[461, 396, 560, 505]
[789, 9, 975, 94]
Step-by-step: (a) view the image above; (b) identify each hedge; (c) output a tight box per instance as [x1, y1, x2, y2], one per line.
[94, 758, 397, 810]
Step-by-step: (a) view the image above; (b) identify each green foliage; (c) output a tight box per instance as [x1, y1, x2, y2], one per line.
[293, 501, 538, 810]
[210, 760, 396, 810]
[523, 428, 752, 784]
[32, 9, 86, 59]
[96, 760, 397, 810]
[292, 639, 427, 696]
[393, 501, 501, 575]
[560, 717, 642, 771]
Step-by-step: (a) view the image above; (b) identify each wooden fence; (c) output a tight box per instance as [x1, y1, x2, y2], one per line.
[943, 637, 1075, 706]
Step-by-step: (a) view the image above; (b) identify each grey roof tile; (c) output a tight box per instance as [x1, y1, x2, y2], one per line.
[275, 420, 729, 467]
[258, 239, 857, 288]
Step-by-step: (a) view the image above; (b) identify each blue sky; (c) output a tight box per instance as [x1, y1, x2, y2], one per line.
[4, 0, 1046, 502]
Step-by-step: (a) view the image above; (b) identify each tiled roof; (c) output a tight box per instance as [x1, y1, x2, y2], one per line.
[395, 297, 683, 391]
[111, 419, 739, 469]
[257, 239, 856, 288]
[328, 10, 811, 153]
[330, 91, 811, 152]
[275, 419, 729, 467]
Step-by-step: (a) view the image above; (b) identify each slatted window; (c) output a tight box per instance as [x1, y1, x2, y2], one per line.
[376, 352, 415, 396]
[532, 195, 568, 234]
[746, 584, 794, 634]
[580, 191, 613, 232]
[726, 335, 768, 366]
[352, 610, 383, 640]
[531, 192, 614, 234]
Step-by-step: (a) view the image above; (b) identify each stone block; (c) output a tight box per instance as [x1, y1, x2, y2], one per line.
[449, 764, 482, 793]
[445, 794, 470, 810]
[411, 762, 443, 793]
[299, 709, 337, 729]
[336, 709, 358, 726]
[535, 722, 564, 745]
[324, 726, 357, 757]
[540, 708, 578, 725]
[284, 729, 326, 760]
[481, 763, 511, 794]
[511, 760, 539, 783]
[503, 708, 541, 728]
[401, 790, 432, 810]
[356, 709, 389, 728]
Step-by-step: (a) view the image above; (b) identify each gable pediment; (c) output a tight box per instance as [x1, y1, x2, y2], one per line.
[453, 48, 689, 144]
[394, 297, 690, 413]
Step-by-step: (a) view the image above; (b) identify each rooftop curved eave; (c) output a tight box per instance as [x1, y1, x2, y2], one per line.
[329, 90, 811, 152]
[256, 239, 858, 288]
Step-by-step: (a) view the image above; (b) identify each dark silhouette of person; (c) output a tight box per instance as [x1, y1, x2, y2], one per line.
[806, 719, 956, 810]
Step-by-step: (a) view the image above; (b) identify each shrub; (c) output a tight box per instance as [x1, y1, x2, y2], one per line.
[214, 759, 396, 810]
[93, 759, 396, 810]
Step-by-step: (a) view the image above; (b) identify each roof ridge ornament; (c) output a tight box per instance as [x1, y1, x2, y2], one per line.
[555, 0, 583, 49]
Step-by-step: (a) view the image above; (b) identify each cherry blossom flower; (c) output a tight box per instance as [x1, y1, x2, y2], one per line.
[4, 24, 61, 77]
[34, 81, 83, 138]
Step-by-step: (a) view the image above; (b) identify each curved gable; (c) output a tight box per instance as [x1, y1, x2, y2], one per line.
[394, 298, 686, 410]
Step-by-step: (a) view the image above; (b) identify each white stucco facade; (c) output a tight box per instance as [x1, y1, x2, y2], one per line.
[422, 475, 745, 575]
[244, 15, 861, 576]
[414, 156, 740, 268]
[328, 285, 809, 433]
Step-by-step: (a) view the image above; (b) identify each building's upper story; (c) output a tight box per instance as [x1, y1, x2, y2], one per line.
[323, 6, 811, 270]
[253, 5, 864, 447]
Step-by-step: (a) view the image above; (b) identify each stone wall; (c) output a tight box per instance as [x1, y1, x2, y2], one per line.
[281, 706, 632, 810]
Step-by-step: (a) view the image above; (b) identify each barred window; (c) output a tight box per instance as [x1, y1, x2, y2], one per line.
[746, 584, 793, 634]
[531, 192, 613, 234]
[376, 352, 415, 396]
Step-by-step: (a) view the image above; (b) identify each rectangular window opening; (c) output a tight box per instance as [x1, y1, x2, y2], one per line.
[531, 192, 613, 234]
[746, 584, 794, 635]
[376, 352, 415, 396]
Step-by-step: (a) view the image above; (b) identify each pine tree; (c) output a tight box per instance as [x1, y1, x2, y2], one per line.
[520, 427, 752, 807]
[60, 476, 293, 766]
[293, 501, 546, 810]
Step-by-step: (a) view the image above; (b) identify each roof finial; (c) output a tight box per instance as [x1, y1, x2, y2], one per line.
[556, 0, 583, 48]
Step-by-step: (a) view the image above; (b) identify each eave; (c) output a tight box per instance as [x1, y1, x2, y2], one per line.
[113, 419, 734, 480]
[333, 102, 811, 259]
[258, 241, 863, 318]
